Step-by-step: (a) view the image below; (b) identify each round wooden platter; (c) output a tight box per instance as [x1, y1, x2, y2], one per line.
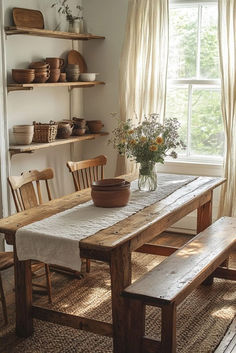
[67, 50, 87, 73]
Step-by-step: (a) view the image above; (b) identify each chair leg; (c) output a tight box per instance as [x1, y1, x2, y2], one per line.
[0, 273, 8, 325]
[44, 264, 52, 304]
[86, 259, 91, 273]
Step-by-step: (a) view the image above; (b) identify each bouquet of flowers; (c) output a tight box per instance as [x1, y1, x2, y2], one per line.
[109, 113, 185, 191]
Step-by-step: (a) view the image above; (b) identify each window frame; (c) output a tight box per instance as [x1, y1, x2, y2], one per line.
[167, 0, 223, 164]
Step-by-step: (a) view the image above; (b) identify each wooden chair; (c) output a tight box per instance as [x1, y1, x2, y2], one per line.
[0, 252, 14, 325]
[67, 155, 107, 191]
[8, 168, 54, 303]
[67, 155, 107, 272]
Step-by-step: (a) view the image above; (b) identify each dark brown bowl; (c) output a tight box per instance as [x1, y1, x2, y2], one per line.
[92, 178, 125, 187]
[91, 182, 131, 208]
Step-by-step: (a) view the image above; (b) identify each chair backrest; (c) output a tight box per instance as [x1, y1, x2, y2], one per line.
[67, 155, 107, 191]
[8, 168, 54, 212]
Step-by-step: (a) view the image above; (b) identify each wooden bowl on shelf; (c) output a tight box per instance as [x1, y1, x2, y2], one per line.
[47, 69, 60, 83]
[91, 179, 131, 208]
[12, 69, 35, 84]
[87, 120, 104, 133]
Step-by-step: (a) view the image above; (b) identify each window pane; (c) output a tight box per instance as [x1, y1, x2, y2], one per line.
[191, 88, 224, 157]
[200, 6, 219, 79]
[166, 86, 188, 155]
[169, 8, 198, 79]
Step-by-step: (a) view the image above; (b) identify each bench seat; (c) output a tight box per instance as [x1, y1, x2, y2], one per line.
[123, 217, 236, 353]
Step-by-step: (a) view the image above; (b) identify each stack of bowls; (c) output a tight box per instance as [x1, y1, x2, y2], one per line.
[45, 57, 64, 83]
[66, 64, 80, 82]
[12, 69, 35, 84]
[12, 125, 34, 145]
[72, 117, 86, 135]
[91, 179, 131, 208]
[29, 62, 50, 83]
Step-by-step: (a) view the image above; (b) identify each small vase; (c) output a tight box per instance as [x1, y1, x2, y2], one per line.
[138, 161, 157, 191]
[67, 19, 83, 33]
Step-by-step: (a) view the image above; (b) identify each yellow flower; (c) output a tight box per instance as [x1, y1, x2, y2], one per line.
[156, 136, 163, 144]
[128, 130, 134, 135]
[140, 136, 147, 143]
[121, 139, 126, 144]
[149, 144, 158, 151]
[130, 139, 137, 145]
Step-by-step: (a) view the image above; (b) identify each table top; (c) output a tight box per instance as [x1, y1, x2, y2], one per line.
[0, 174, 225, 250]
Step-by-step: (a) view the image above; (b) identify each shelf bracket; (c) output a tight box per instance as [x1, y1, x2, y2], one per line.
[7, 87, 33, 93]
[9, 150, 35, 158]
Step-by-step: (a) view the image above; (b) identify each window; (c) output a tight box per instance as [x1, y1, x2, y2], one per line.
[166, 1, 223, 162]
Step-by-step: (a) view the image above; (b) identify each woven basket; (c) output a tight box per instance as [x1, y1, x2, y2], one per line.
[33, 121, 58, 143]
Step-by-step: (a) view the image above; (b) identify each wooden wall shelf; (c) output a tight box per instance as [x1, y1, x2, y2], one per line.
[5, 26, 105, 41]
[7, 81, 105, 92]
[9, 133, 109, 156]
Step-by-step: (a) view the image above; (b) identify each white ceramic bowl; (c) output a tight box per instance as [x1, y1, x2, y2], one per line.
[13, 125, 34, 133]
[13, 132, 34, 145]
[79, 73, 99, 82]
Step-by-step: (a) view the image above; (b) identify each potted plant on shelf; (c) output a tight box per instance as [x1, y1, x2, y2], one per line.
[109, 114, 185, 191]
[51, 0, 84, 33]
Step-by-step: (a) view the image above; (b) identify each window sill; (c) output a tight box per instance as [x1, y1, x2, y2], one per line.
[158, 159, 224, 177]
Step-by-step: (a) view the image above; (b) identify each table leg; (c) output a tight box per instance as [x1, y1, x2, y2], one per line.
[14, 245, 33, 337]
[110, 243, 131, 353]
[197, 192, 212, 234]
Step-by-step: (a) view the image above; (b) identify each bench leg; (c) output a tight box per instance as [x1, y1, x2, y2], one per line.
[197, 196, 214, 285]
[161, 303, 177, 353]
[126, 299, 145, 353]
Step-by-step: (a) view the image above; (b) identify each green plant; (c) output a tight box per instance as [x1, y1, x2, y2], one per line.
[51, 0, 83, 22]
[109, 114, 185, 165]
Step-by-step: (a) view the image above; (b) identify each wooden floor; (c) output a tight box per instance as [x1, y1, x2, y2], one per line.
[1, 231, 235, 352]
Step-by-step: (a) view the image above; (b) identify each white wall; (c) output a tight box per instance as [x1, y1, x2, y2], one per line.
[82, 0, 129, 177]
[4, 0, 84, 205]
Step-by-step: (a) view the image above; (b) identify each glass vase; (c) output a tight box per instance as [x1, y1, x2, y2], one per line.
[138, 161, 157, 191]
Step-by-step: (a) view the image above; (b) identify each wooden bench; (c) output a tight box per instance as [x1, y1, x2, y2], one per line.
[123, 217, 236, 353]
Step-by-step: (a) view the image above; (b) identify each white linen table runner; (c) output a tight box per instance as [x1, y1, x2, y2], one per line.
[16, 174, 198, 271]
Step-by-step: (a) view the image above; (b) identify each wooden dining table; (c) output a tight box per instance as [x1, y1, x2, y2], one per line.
[0, 173, 225, 353]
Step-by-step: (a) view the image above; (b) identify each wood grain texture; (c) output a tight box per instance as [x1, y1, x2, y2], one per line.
[80, 177, 224, 252]
[8, 81, 105, 92]
[161, 303, 177, 353]
[123, 217, 236, 306]
[32, 305, 113, 337]
[110, 243, 131, 353]
[13, 8, 44, 29]
[5, 26, 105, 40]
[14, 248, 33, 337]
[9, 133, 109, 155]
[67, 155, 107, 191]
[214, 316, 236, 353]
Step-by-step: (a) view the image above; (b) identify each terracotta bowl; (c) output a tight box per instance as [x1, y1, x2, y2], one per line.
[34, 72, 50, 83]
[29, 62, 50, 69]
[47, 69, 60, 83]
[91, 181, 131, 208]
[92, 178, 126, 188]
[12, 69, 35, 84]
[87, 120, 104, 133]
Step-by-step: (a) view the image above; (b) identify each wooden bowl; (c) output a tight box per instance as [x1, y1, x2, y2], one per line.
[87, 120, 104, 133]
[91, 181, 131, 207]
[92, 178, 126, 188]
[12, 69, 35, 83]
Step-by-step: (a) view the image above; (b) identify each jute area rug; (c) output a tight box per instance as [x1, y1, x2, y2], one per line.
[0, 253, 235, 353]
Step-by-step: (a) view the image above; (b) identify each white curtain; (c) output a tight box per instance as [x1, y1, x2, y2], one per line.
[117, 0, 169, 175]
[218, 0, 236, 216]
